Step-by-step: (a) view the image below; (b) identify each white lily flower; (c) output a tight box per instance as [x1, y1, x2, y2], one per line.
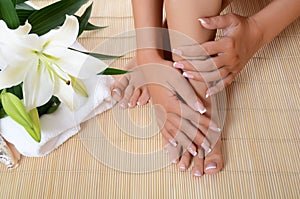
[0, 15, 107, 111]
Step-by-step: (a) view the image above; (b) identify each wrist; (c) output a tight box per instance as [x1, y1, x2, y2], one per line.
[248, 15, 266, 47]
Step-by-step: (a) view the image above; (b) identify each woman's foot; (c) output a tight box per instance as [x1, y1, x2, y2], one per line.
[111, 57, 150, 108]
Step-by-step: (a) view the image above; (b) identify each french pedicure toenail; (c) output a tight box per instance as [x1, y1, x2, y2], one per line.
[137, 101, 141, 106]
[180, 164, 186, 170]
[206, 163, 217, 171]
[120, 102, 127, 108]
[187, 147, 197, 157]
[128, 102, 133, 107]
[173, 62, 184, 69]
[172, 49, 182, 56]
[201, 142, 211, 153]
[182, 72, 194, 79]
[194, 101, 206, 114]
[172, 159, 178, 164]
[194, 171, 202, 177]
[112, 88, 121, 96]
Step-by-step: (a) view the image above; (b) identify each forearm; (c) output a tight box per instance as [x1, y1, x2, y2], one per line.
[252, 0, 300, 45]
[131, 0, 164, 62]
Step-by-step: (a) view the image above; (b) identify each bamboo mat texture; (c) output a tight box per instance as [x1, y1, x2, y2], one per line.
[0, 0, 299, 198]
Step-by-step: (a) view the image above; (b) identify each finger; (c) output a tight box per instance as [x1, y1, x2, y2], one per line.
[174, 55, 225, 72]
[167, 113, 212, 153]
[206, 73, 235, 96]
[119, 84, 134, 108]
[198, 13, 240, 30]
[182, 67, 230, 83]
[165, 121, 198, 157]
[161, 127, 178, 147]
[112, 76, 129, 101]
[175, 41, 224, 57]
[191, 149, 205, 177]
[128, 88, 141, 108]
[162, 136, 181, 164]
[178, 150, 192, 171]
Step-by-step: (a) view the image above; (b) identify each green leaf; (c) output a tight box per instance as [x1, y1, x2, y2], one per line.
[0, 108, 6, 119]
[76, 3, 93, 36]
[11, 0, 16, 7]
[69, 48, 123, 60]
[37, 96, 61, 116]
[16, 3, 36, 10]
[0, 91, 41, 142]
[99, 68, 129, 75]
[6, 84, 23, 99]
[28, 0, 89, 35]
[0, 0, 20, 29]
[85, 23, 107, 31]
[16, 9, 35, 25]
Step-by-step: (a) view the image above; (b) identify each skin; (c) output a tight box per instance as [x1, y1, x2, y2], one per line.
[175, 0, 300, 96]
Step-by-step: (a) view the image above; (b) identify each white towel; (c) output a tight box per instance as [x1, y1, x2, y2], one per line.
[0, 75, 115, 157]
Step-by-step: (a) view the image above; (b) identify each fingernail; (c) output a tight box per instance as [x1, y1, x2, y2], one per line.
[206, 163, 217, 171]
[112, 88, 121, 96]
[187, 147, 197, 157]
[210, 126, 222, 133]
[182, 72, 194, 79]
[198, 18, 207, 24]
[172, 49, 182, 56]
[169, 138, 178, 147]
[180, 164, 186, 170]
[201, 140, 211, 153]
[128, 102, 133, 108]
[173, 62, 184, 69]
[172, 159, 178, 164]
[194, 171, 202, 177]
[205, 93, 210, 98]
[194, 101, 206, 114]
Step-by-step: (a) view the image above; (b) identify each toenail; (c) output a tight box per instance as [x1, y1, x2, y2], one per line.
[112, 88, 121, 96]
[120, 102, 127, 108]
[205, 163, 217, 171]
[187, 147, 198, 157]
[171, 159, 178, 164]
[194, 171, 202, 177]
[128, 102, 133, 107]
[194, 101, 206, 114]
[137, 101, 141, 106]
[173, 62, 184, 69]
[180, 164, 186, 170]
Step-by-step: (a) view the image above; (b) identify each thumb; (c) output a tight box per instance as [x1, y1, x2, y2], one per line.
[198, 14, 239, 30]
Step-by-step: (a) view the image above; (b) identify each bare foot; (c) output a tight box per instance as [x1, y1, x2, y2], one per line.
[111, 57, 150, 108]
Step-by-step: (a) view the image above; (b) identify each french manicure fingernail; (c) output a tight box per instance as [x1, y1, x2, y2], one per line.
[169, 138, 178, 147]
[206, 163, 217, 171]
[194, 101, 206, 114]
[172, 49, 182, 56]
[187, 147, 197, 157]
[128, 102, 133, 108]
[173, 62, 184, 69]
[198, 18, 207, 24]
[205, 93, 210, 98]
[112, 88, 121, 96]
[201, 140, 211, 153]
[194, 171, 202, 177]
[183, 72, 194, 79]
[210, 126, 222, 133]
[172, 159, 178, 164]
[180, 164, 186, 170]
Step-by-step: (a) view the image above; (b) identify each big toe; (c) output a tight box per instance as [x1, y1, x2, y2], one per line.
[204, 138, 223, 175]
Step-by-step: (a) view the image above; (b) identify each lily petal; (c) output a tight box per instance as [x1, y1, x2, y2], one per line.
[0, 65, 28, 90]
[41, 15, 79, 48]
[44, 47, 108, 79]
[23, 60, 54, 110]
[13, 21, 32, 35]
[54, 76, 88, 111]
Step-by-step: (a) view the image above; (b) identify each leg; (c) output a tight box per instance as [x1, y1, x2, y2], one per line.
[165, 0, 223, 175]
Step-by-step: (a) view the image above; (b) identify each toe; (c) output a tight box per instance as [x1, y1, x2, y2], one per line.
[162, 136, 181, 164]
[119, 85, 134, 108]
[178, 150, 192, 171]
[128, 88, 141, 108]
[112, 76, 129, 101]
[191, 149, 204, 178]
[137, 87, 150, 106]
[204, 138, 223, 175]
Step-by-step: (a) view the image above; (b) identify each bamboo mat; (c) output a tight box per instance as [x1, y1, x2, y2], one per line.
[1, 0, 299, 198]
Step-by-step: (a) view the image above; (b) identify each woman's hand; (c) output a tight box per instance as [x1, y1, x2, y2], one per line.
[173, 14, 264, 96]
